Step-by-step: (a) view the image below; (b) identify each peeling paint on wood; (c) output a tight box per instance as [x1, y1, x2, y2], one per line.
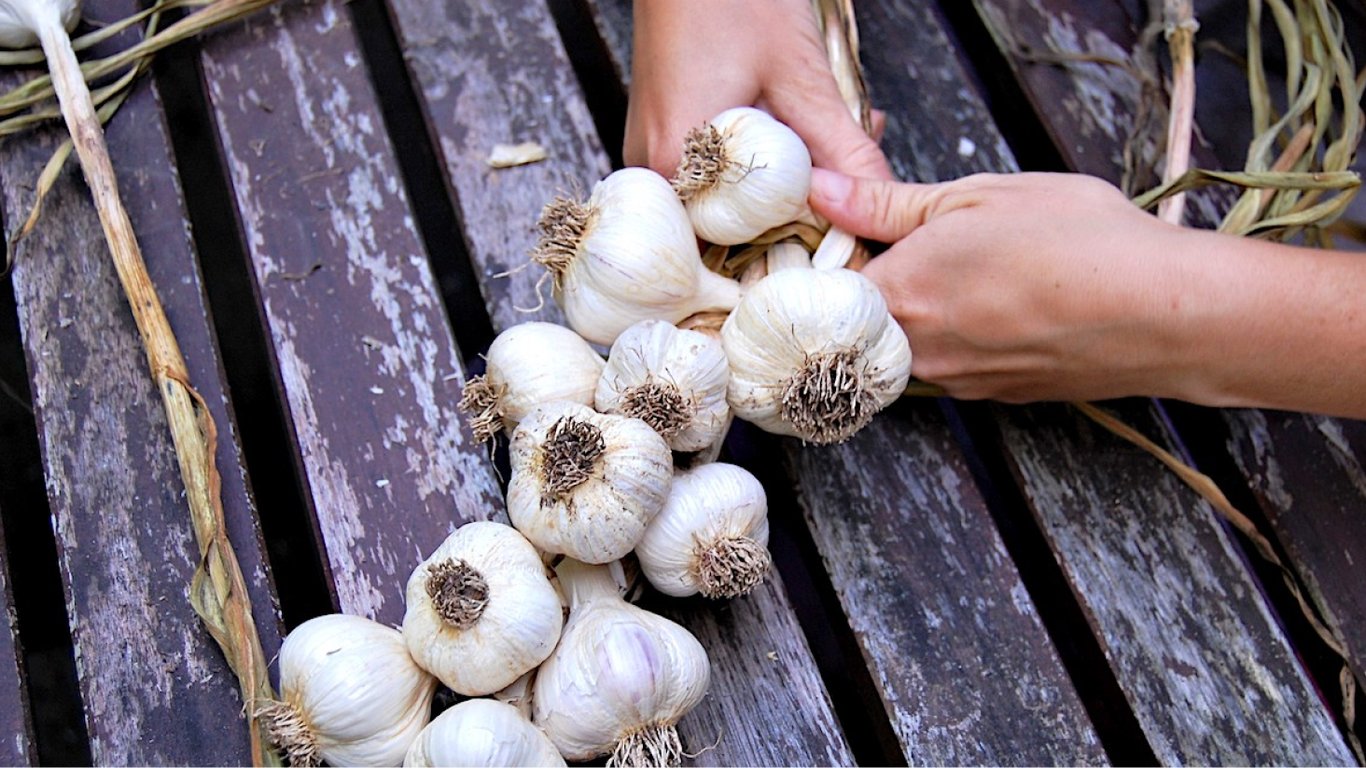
[386, 0, 854, 763]
[0, 515, 33, 766]
[198, 0, 504, 627]
[791, 406, 1104, 765]
[0, 0, 281, 760]
[997, 403, 1353, 764]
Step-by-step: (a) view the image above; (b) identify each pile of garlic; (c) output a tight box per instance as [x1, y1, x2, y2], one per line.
[262, 107, 910, 768]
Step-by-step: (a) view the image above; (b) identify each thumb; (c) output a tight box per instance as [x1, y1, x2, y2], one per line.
[808, 168, 943, 243]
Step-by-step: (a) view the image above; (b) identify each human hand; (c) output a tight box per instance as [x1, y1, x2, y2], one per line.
[623, 0, 891, 182]
[808, 169, 1201, 403]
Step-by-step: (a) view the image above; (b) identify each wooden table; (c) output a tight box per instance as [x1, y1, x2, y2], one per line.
[0, 0, 1362, 764]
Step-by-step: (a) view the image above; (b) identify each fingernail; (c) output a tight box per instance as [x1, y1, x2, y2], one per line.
[809, 168, 853, 205]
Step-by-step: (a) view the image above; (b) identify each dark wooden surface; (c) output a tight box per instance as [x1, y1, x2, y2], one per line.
[388, 0, 853, 763]
[197, 0, 505, 626]
[0, 515, 33, 767]
[0, 0, 282, 761]
[0, 0, 1362, 764]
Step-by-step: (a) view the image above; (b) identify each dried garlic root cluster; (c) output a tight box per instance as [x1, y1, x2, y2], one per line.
[264, 106, 910, 768]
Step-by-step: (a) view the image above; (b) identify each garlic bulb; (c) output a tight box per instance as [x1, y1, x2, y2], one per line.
[674, 107, 812, 245]
[534, 559, 710, 766]
[260, 613, 437, 767]
[402, 521, 563, 697]
[507, 402, 672, 564]
[722, 268, 912, 444]
[595, 319, 730, 453]
[404, 699, 565, 768]
[532, 167, 742, 346]
[460, 322, 605, 442]
[636, 463, 770, 599]
[0, 0, 78, 48]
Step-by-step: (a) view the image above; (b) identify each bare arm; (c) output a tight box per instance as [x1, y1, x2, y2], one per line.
[808, 169, 1366, 419]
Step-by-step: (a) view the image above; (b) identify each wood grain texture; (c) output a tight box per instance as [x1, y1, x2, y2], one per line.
[587, 0, 1103, 762]
[0, 516, 33, 766]
[386, 1, 853, 763]
[790, 406, 1105, 765]
[974, 0, 1366, 728]
[1225, 411, 1366, 684]
[0, 0, 282, 761]
[197, 0, 504, 627]
[996, 403, 1353, 764]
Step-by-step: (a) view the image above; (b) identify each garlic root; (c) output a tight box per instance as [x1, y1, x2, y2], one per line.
[607, 724, 684, 768]
[781, 347, 880, 445]
[695, 535, 771, 599]
[540, 415, 606, 501]
[258, 699, 320, 768]
[424, 558, 489, 630]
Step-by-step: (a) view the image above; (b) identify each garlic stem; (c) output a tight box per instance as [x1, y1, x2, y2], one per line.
[695, 535, 771, 599]
[30, 5, 277, 763]
[540, 416, 605, 501]
[424, 558, 490, 629]
[693, 266, 743, 313]
[556, 557, 622, 608]
[607, 724, 684, 768]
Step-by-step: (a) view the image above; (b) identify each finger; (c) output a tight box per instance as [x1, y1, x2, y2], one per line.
[870, 109, 887, 143]
[808, 168, 946, 242]
[764, 77, 893, 181]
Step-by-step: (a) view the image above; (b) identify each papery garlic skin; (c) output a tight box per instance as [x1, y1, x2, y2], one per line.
[460, 322, 604, 442]
[507, 402, 673, 564]
[533, 560, 710, 764]
[402, 521, 563, 697]
[0, 0, 78, 48]
[533, 167, 741, 346]
[636, 463, 770, 598]
[404, 699, 565, 768]
[675, 107, 812, 246]
[595, 319, 730, 453]
[266, 613, 437, 767]
[722, 268, 912, 444]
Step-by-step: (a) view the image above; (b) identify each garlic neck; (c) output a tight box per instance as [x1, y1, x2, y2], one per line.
[425, 558, 490, 629]
[555, 559, 622, 609]
[672, 125, 728, 201]
[539, 416, 605, 501]
[691, 268, 742, 316]
[782, 348, 879, 444]
[533, 197, 592, 278]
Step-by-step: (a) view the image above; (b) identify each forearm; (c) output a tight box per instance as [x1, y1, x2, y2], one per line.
[1157, 229, 1366, 418]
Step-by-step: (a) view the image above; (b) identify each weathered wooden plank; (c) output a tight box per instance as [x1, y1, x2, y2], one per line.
[0, 0, 282, 761]
[386, 1, 853, 764]
[790, 407, 1106, 765]
[974, 0, 1366, 728]
[996, 402, 1353, 764]
[585, 1, 1106, 763]
[197, 0, 504, 628]
[0, 514, 34, 766]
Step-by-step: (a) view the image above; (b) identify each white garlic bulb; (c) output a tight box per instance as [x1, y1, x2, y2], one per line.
[674, 106, 812, 245]
[404, 699, 565, 768]
[460, 322, 605, 442]
[260, 613, 437, 767]
[507, 402, 672, 564]
[402, 521, 563, 697]
[636, 463, 771, 599]
[533, 559, 710, 765]
[595, 319, 730, 453]
[723, 268, 912, 444]
[0, 0, 78, 48]
[532, 167, 742, 346]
